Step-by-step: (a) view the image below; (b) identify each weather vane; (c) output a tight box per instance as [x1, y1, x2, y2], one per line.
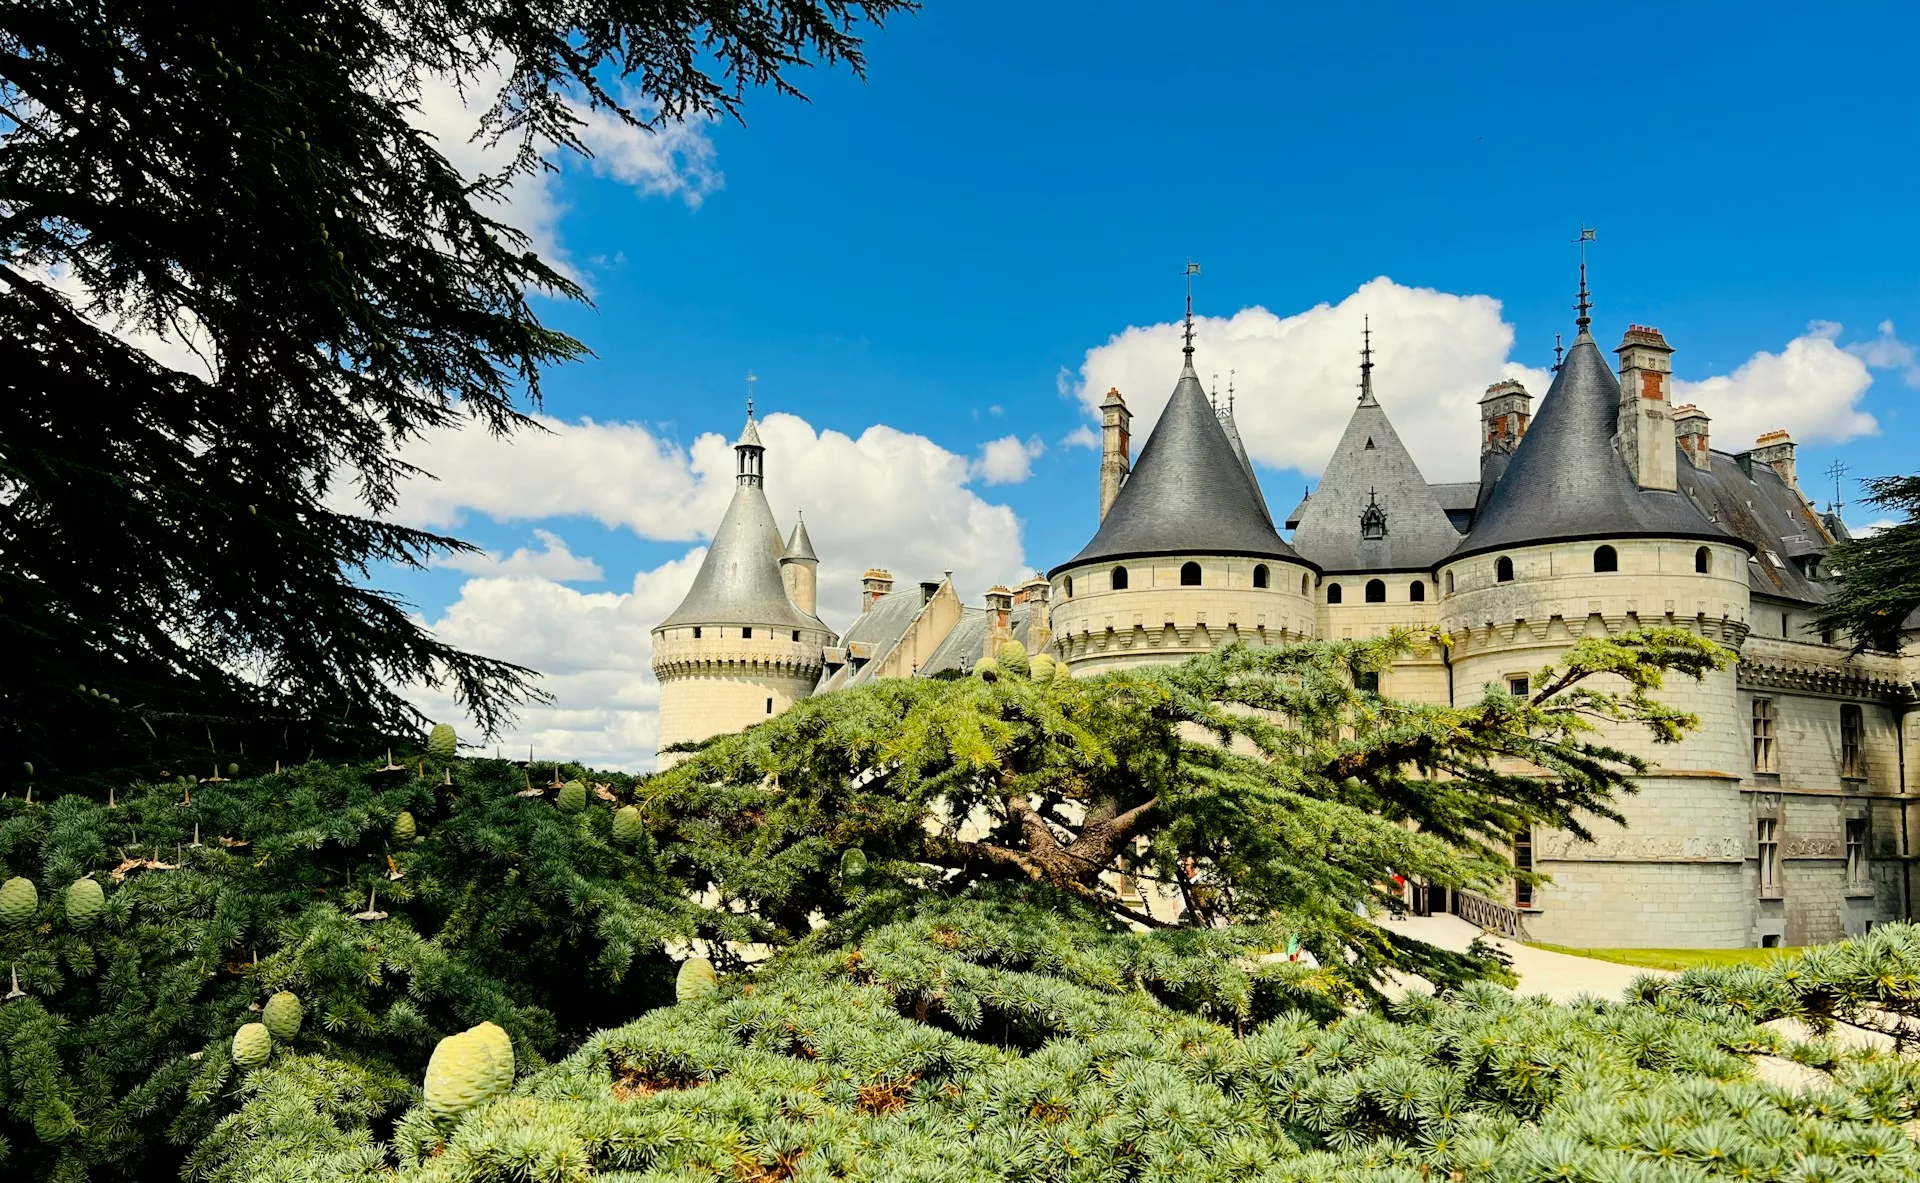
[1182, 260, 1201, 352]
[1573, 226, 1596, 330]
[1825, 459, 1848, 513]
[745, 370, 757, 418]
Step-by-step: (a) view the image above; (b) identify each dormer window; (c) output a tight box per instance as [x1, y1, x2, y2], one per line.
[1358, 489, 1388, 541]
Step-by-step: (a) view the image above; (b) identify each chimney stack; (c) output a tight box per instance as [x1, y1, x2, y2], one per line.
[983, 584, 1014, 658]
[860, 568, 894, 611]
[1750, 430, 1798, 491]
[1018, 575, 1052, 655]
[1099, 387, 1131, 521]
[1614, 326, 1678, 492]
[1673, 404, 1711, 470]
[1479, 380, 1532, 458]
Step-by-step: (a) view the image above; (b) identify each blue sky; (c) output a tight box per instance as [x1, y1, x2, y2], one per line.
[372, 1, 1919, 765]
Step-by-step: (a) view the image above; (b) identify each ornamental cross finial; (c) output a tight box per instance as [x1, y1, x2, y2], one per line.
[1181, 260, 1201, 355]
[745, 371, 757, 419]
[1574, 227, 1596, 331]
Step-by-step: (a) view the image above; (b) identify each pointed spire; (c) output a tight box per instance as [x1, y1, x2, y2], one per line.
[1554, 332, 1565, 372]
[1358, 316, 1377, 406]
[1181, 260, 1201, 358]
[1573, 226, 1596, 335]
[1227, 370, 1235, 414]
[735, 373, 765, 484]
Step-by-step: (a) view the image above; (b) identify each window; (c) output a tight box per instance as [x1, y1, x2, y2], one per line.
[692, 627, 702, 639]
[1302, 574, 1310, 596]
[1445, 571, 1455, 595]
[766, 698, 774, 715]
[1507, 675, 1529, 697]
[1253, 564, 1270, 589]
[1495, 556, 1514, 583]
[1359, 493, 1388, 540]
[1593, 545, 1618, 573]
[741, 626, 753, 639]
[1761, 933, 1782, 948]
[1355, 671, 1380, 693]
[1513, 830, 1534, 908]
[1757, 817, 1779, 895]
[1841, 705, 1865, 779]
[1063, 576, 1073, 599]
[1365, 579, 1386, 603]
[1409, 581, 1425, 602]
[1695, 546, 1711, 574]
[1782, 612, 1791, 638]
[791, 630, 801, 641]
[1326, 583, 1343, 605]
[1180, 561, 1202, 586]
[1752, 698, 1776, 772]
[1846, 817, 1868, 886]
[1111, 566, 1129, 591]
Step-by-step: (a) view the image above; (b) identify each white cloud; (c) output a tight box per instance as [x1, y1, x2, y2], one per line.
[1843, 320, 1920, 388]
[1674, 321, 1879, 449]
[973, 435, 1046, 485]
[1062, 425, 1101, 450]
[1068, 277, 1550, 483]
[437, 528, 605, 582]
[387, 410, 1034, 767]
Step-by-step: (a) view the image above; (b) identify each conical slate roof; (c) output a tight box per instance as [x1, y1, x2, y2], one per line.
[1217, 404, 1273, 527]
[1052, 351, 1305, 575]
[783, 514, 818, 562]
[1290, 381, 1460, 573]
[658, 428, 815, 632]
[1453, 330, 1732, 560]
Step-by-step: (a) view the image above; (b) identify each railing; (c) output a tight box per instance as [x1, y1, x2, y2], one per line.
[1454, 889, 1532, 941]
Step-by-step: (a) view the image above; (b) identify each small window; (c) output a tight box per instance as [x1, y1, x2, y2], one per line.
[791, 630, 801, 642]
[1761, 933, 1782, 948]
[1840, 705, 1864, 779]
[1365, 579, 1386, 603]
[766, 698, 774, 715]
[1301, 574, 1310, 596]
[1782, 612, 1791, 638]
[1253, 564, 1270, 589]
[1111, 566, 1129, 591]
[1757, 817, 1779, 895]
[1326, 583, 1343, 605]
[1752, 698, 1776, 772]
[1063, 576, 1073, 599]
[1507, 675, 1529, 697]
[1180, 561, 1202, 586]
[692, 627, 702, 639]
[1445, 571, 1455, 595]
[1354, 671, 1380, 693]
[1409, 581, 1425, 603]
[1695, 546, 1711, 574]
[1495, 557, 1514, 583]
[1513, 830, 1534, 908]
[1846, 818, 1868, 886]
[1593, 545, 1618, 573]
[742, 626, 753, 639]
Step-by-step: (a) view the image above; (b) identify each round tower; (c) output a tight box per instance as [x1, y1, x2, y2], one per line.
[651, 413, 837, 769]
[1048, 310, 1316, 674]
[1437, 284, 1754, 946]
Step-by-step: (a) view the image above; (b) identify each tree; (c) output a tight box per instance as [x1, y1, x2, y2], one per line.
[650, 629, 1731, 978]
[0, 1, 914, 780]
[1813, 474, 1920, 650]
[0, 752, 692, 1180]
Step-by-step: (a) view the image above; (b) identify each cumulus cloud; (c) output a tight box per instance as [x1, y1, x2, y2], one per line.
[1068, 277, 1550, 483]
[1842, 320, 1920, 388]
[1062, 425, 1101, 450]
[1673, 321, 1879, 449]
[386, 410, 1035, 767]
[437, 528, 605, 582]
[973, 435, 1046, 484]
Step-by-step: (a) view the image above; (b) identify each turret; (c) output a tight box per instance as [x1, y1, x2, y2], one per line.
[1615, 325, 1678, 492]
[779, 513, 819, 617]
[1099, 387, 1131, 522]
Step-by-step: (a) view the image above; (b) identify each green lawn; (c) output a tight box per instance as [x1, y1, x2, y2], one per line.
[1530, 944, 1799, 972]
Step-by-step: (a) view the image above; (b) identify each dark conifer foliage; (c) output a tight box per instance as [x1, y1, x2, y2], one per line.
[1814, 474, 1920, 650]
[0, 0, 911, 778]
[0, 756, 691, 1179]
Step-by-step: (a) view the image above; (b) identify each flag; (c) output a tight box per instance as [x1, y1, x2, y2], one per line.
[1184, 261, 1201, 275]
[1579, 227, 1596, 241]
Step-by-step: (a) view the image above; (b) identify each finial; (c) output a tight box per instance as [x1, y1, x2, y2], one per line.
[1211, 372, 1219, 411]
[1181, 260, 1201, 356]
[1227, 369, 1235, 413]
[1554, 332, 1565, 372]
[1573, 227, 1595, 332]
[1358, 316, 1376, 404]
[745, 371, 757, 419]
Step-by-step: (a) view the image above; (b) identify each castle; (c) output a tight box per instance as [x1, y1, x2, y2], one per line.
[653, 275, 1918, 949]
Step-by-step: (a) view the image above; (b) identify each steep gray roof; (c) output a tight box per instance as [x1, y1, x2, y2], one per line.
[919, 603, 1039, 677]
[783, 515, 818, 562]
[1217, 406, 1272, 526]
[1682, 449, 1835, 605]
[657, 471, 814, 633]
[1053, 351, 1306, 575]
[1288, 384, 1461, 573]
[1452, 330, 1734, 561]
[816, 590, 929, 691]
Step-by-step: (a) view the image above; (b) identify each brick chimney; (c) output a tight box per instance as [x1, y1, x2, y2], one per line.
[1614, 325, 1678, 492]
[983, 585, 1014, 658]
[1673, 404, 1711, 470]
[860, 568, 894, 611]
[1018, 575, 1052, 654]
[1750, 430, 1798, 491]
[1479, 380, 1531, 458]
[1099, 387, 1131, 522]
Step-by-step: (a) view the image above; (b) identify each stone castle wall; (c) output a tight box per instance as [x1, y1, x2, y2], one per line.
[651, 623, 832, 769]
[1050, 553, 1317, 676]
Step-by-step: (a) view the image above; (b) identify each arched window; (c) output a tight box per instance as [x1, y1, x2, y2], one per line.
[1445, 571, 1455, 595]
[1495, 557, 1514, 583]
[1695, 546, 1711, 574]
[1253, 564, 1270, 589]
[1593, 545, 1618, 573]
[1063, 575, 1073, 598]
[1302, 574, 1311, 596]
[1326, 583, 1343, 604]
[1111, 565, 1129, 591]
[1180, 561, 1202, 586]
[1365, 579, 1386, 603]
[1409, 580, 1426, 602]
